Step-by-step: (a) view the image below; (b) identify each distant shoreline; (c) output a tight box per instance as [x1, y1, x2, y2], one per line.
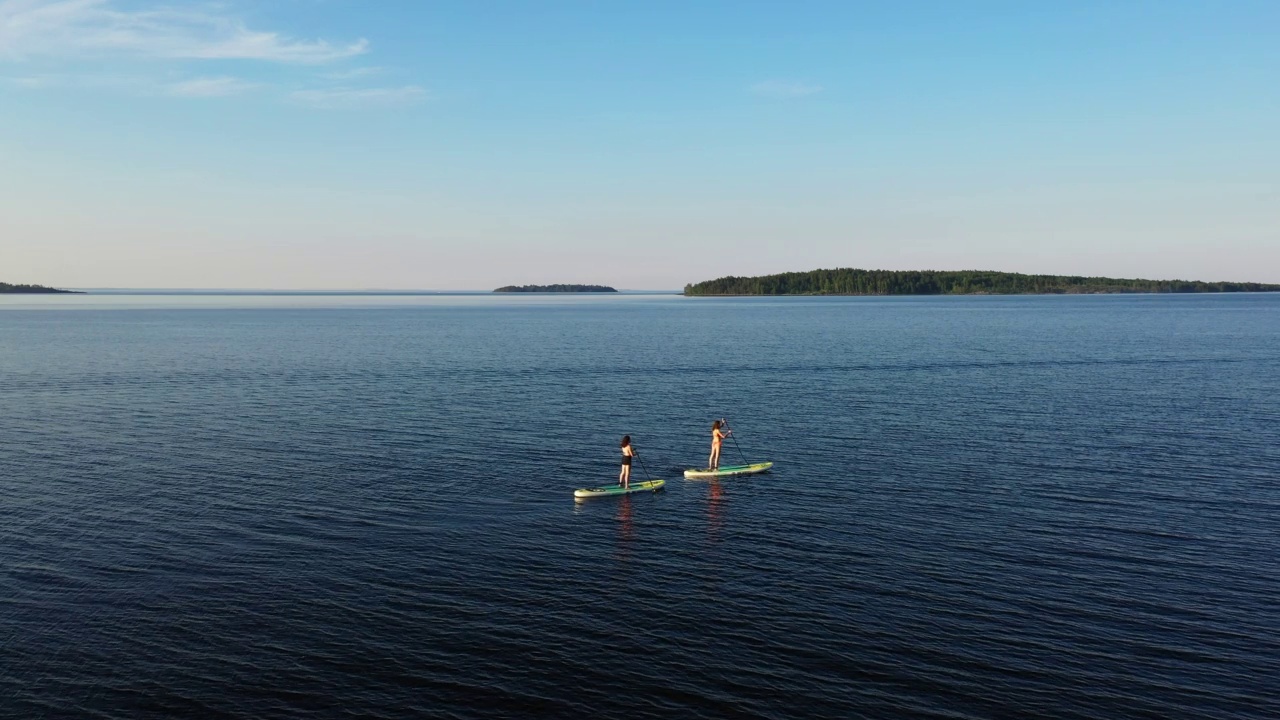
[494, 284, 618, 293]
[684, 269, 1280, 296]
[686, 286, 1280, 295]
[0, 282, 81, 294]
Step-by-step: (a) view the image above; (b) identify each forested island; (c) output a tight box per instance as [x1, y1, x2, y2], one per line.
[494, 284, 617, 293]
[0, 282, 80, 294]
[684, 269, 1280, 296]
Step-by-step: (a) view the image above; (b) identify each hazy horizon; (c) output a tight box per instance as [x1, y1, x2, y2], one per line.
[46, 263, 1280, 294]
[3, 0, 1277, 289]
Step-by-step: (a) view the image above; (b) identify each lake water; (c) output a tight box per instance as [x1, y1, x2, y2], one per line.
[2, 293, 1277, 719]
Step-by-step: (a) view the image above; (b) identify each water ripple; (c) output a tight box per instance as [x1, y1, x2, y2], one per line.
[2, 295, 1278, 718]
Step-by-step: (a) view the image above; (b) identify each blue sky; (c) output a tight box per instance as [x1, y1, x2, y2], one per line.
[2, 0, 1277, 289]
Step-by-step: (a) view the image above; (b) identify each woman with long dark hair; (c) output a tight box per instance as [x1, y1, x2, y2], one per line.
[619, 435, 636, 489]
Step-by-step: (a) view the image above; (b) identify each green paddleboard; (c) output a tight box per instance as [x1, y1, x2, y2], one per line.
[574, 479, 665, 498]
[683, 461, 773, 479]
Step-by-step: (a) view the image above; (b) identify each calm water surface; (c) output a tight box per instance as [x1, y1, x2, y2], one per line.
[2, 293, 1278, 719]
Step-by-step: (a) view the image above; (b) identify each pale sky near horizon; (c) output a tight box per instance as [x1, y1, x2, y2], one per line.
[2, 0, 1277, 290]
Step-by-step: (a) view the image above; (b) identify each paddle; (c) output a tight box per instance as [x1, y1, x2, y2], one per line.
[635, 453, 659, 492]
[722, 418, 750, 466]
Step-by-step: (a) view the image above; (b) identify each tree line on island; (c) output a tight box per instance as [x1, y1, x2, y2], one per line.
[0, 282, 79, 294]
[683, 269, 1280, 296]
[494, 284, 617, 293]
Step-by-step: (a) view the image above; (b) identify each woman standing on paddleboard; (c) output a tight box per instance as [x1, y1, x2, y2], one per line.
[709, 419, 731, 470]
[620, 435, 636, 489]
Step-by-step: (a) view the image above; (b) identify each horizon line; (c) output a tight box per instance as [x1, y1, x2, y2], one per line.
[66, 287, 683, 293]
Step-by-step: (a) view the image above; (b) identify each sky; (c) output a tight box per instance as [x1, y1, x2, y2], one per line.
[1, 0, 1277, 290]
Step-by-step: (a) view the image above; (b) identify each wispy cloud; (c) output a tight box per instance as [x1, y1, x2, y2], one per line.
[321, 66, 385, 81]
[3, 70, 145, 90]
[0, 0, 368, 63]
[6, 74, 48, 86]
[0, 2, 426, 107]
[749, 79, 824, 98]
[167, 75, 257, 97]
[289, 85, 426, 110]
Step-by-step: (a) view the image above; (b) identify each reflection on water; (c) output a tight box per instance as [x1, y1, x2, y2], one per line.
[614, 496, 633, 561]
[707, 481, 725, 543]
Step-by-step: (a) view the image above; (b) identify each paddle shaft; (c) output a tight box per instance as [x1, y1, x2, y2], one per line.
[722, 419, 749, 465]
[636, 453, 654, 482]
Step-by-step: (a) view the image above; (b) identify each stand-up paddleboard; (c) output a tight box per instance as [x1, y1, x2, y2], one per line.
[684, 462, 773, 479]
[574, 479, 665, 498]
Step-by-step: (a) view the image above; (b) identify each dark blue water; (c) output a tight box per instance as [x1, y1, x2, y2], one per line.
[2, 294, 1278, 719]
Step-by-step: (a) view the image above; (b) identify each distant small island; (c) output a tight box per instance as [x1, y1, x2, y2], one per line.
[684, 269, 1280, 296]
[0, 282, 80, 294]
[494, 284, 617, 293]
